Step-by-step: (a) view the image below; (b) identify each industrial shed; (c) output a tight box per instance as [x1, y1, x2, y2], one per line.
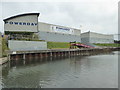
[81, 31, 114, 44]
[38, 22, 81, 42]
[3, 13, 81, 51]
[3, 13, 114, 51]
[3, 13, 81, 43]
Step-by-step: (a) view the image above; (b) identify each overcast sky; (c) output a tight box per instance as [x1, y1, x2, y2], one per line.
[1, 0, 119, 39]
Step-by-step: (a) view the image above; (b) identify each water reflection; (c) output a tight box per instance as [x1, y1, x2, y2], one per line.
[1, 51, 118, 88]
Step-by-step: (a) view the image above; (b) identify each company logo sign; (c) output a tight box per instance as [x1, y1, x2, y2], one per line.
[52, 26, 74, 34]
[5, 21, 37, 26]
[56, 27, 70, 31]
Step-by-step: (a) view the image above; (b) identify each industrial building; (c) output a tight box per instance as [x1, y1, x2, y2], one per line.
[81, 31, 114, 44]
[3, 13, 114, 51]
[4, 13, 81, 42]
[3, 13, 81, 51]
[38, 22, 81, 42]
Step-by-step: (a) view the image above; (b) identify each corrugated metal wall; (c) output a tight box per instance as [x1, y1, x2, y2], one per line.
[90, 37, 114, 43]
[38, 22, 81, 36]
[38, 31, 81, 42]
[81, 32, 114, 44]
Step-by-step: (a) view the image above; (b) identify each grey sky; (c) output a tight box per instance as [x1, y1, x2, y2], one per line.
[1, 0, 119, 39]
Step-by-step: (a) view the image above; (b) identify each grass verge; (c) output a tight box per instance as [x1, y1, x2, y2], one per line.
[94, 43, 120, 47]
[2, 38, 9, 57]
[47, 42, 70, 49]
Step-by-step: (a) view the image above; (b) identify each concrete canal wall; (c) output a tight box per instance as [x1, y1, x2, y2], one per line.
[8, 40, 47, 51]
[7, 47, 119, 61]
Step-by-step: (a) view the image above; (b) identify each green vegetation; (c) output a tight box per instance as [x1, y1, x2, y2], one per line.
[47, 42, 70, 49]
[94, 43, 120, 47]
[5, 31, 41, 41]
[15, 38, 45, 41]
[5, 31, 34, 35]
[2, 38, 9, 57]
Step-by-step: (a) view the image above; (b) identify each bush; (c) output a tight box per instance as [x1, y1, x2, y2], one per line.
[2, 38, 9, 57]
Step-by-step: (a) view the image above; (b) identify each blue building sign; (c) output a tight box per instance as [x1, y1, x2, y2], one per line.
[56, 27, 70, 31]
[52, 26, 73, 34]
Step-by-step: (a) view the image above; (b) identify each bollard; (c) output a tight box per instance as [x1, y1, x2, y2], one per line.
[23, 54, 26, 60]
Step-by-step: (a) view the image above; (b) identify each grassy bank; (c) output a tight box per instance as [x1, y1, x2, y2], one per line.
[47, 42, 70, 49]
[2, 38, 9, 57]
[94, 43, 120, 47]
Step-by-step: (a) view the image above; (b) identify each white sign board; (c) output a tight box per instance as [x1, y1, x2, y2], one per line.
[4, 14, 38, 32]
[51, 26, 74, 34]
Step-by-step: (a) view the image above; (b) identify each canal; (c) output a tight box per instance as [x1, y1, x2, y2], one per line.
[1, 51, 118, 88]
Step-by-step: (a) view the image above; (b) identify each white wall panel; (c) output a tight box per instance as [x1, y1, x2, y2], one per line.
[4, 15, 38, 32]
[8, 40, 47, 51]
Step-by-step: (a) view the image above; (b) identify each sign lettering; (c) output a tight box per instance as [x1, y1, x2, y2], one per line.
[5, 21, 37, 26]
[52, 26, 74, 34]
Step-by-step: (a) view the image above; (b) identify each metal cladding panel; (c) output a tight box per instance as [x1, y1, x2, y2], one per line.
[38, 22, 51, 32]
[81, 32, 114, 43]
[81, 37, 90, 44]
[38, 31, 81, 42]
[81, 32, 90, 44]
[0, 35, 2, 57]
[8, 40, 47, 51]
[90, 32, 114, 39]
[89, 32, 114, 43]
[74, 29, 81, 36]
[90, 37, 114, 43]
[38, 22, 81, 36]
[4, 15, 38, 32]
[81, 32, 90, 38]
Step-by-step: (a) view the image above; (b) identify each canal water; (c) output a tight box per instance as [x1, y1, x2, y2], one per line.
[1, 51, 118, 88]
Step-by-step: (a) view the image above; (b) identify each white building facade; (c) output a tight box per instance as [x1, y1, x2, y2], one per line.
[3, 13, 114, 51]
[38, 22, 81, 42]
[81, 31, 114, 44]
[3, 13, 81, 51]
[4, 13, 39, 32]
[4, 13, 81, 43]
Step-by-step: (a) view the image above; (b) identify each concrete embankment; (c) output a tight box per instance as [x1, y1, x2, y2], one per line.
[7, 47, 119, 61]
[0, 57, 8, 65]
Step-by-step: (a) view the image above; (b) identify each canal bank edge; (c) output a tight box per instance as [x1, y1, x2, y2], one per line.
[0, 57, 8, 65]
[7, 47, 119, 61]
